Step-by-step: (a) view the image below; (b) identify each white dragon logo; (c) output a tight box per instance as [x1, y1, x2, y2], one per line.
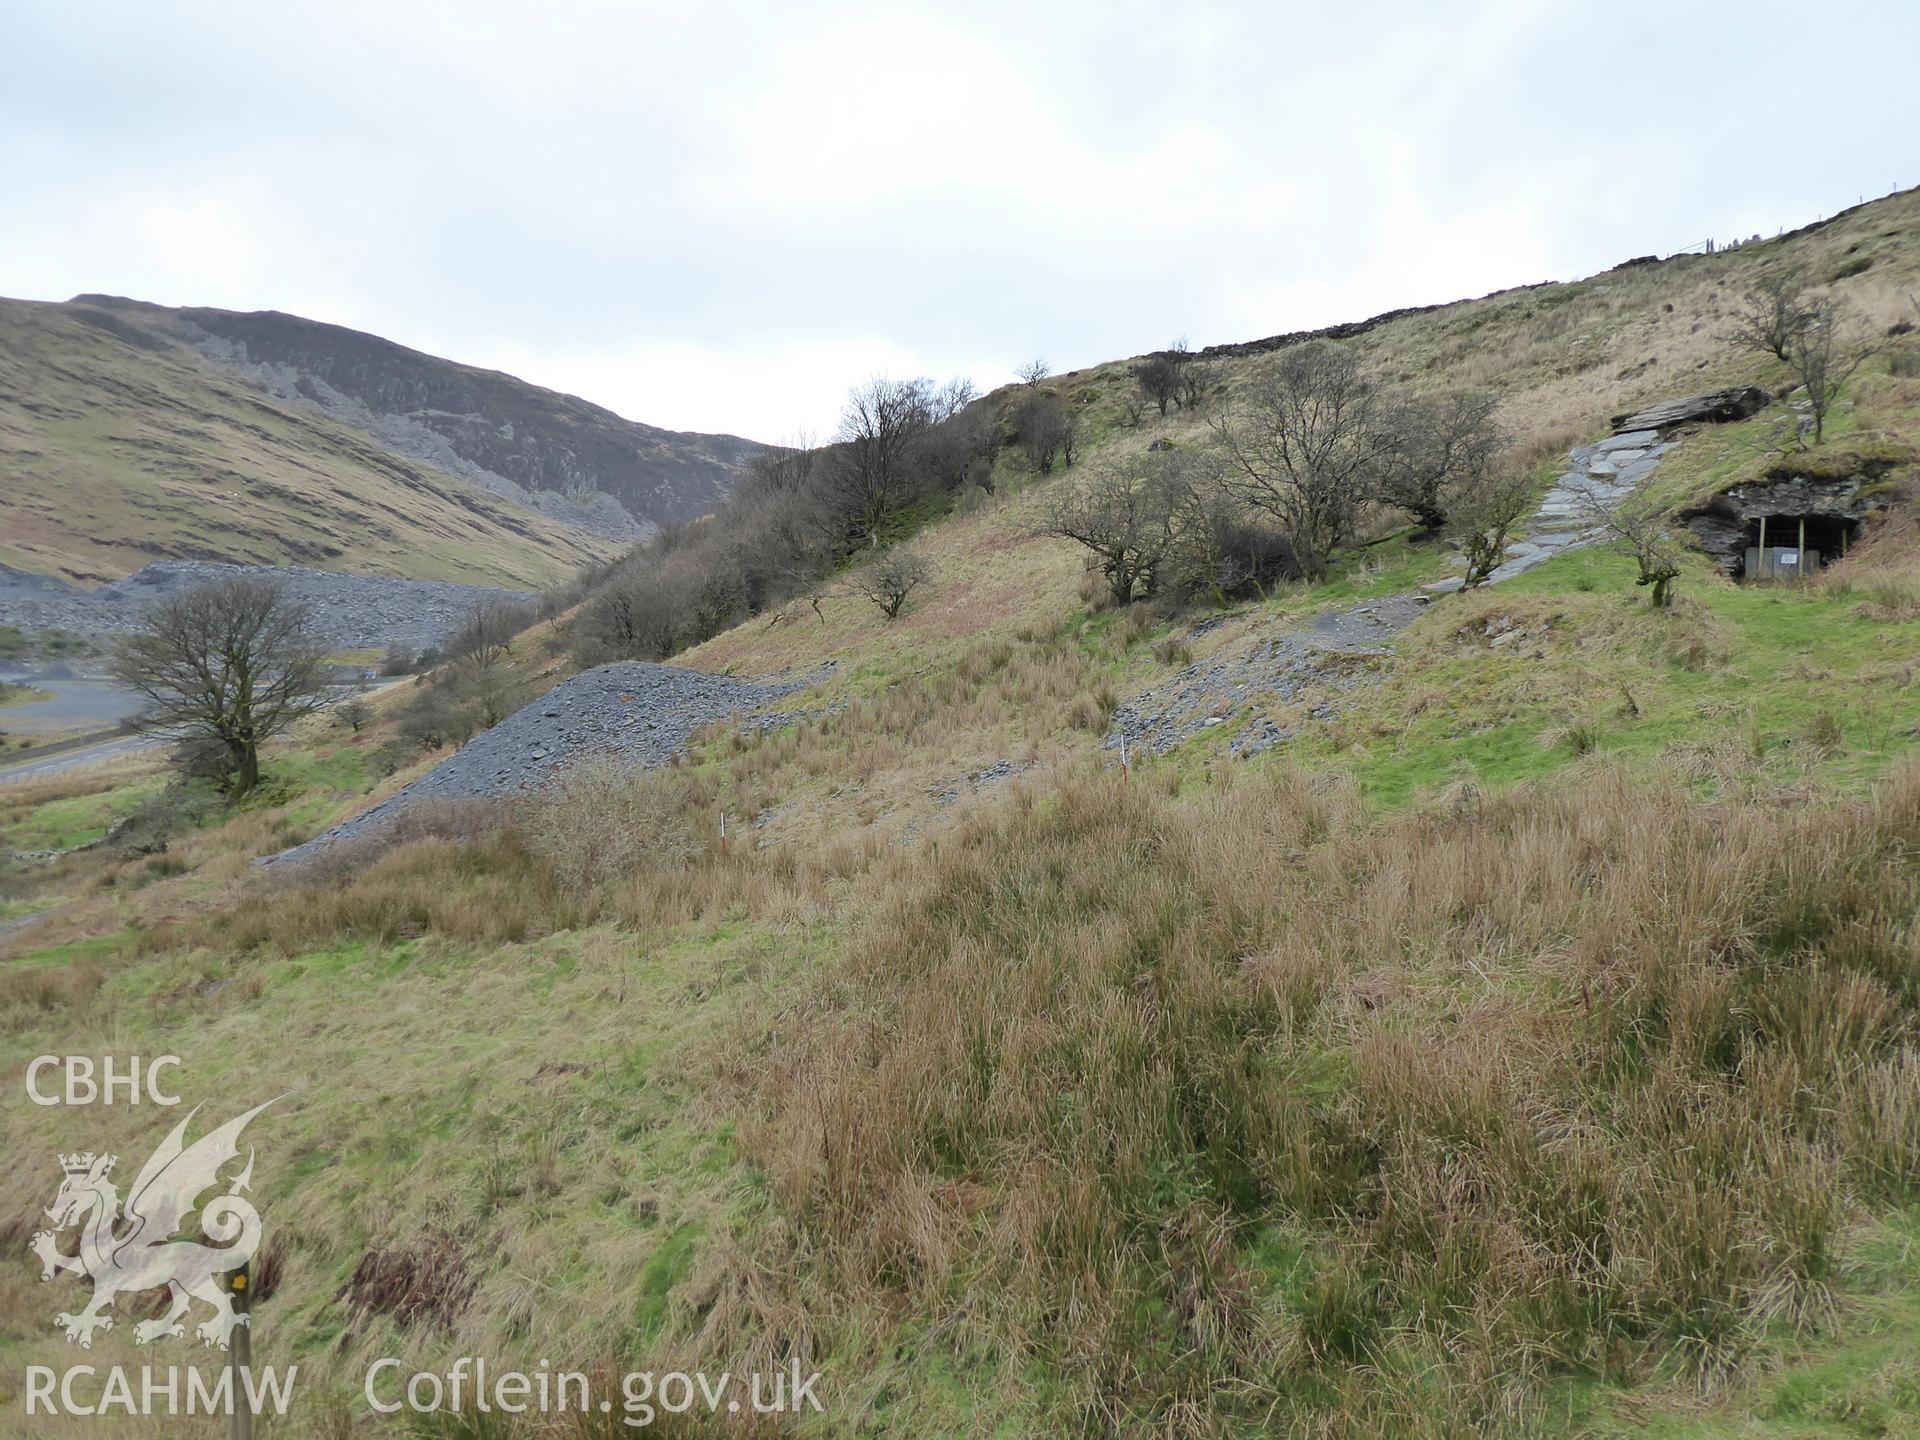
[29, 1099, 277, 1350]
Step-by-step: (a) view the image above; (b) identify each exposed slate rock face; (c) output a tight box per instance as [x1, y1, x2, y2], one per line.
[1680, 474, 1885, 573]
[65, 296, 773, 537]
[1610, 387, 1771, 432]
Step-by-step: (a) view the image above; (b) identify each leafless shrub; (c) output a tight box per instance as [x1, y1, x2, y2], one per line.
[1374, 389, 1509, 532]
[446, 595, 536, 672]
[1570, 481, 1685, 607]
[1210, 341, 1393, 579]
[377, 642, 417, 676]
[817, 376, 942, 546]
[1176, 353, 1214, 412]
[1727, 267, 1814, 363]
[1450, 464, 1539, 587]
[849, 546, 935, 620]
[1789, 295, 1878, 444]
[1131, 346, 1184, 418]
[1164, 464, 1302, 604]
[524, 761, 698, 894]
[1015, 390, 1070, 473]
[1040, 451, 1195, 606]
[333, 697, 371, 734]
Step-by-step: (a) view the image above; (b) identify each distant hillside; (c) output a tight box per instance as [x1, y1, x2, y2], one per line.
[0, 295, 772, 589]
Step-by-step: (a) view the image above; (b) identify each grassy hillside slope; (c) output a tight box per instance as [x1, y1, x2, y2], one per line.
[147, 298, 772, 532]
[0, 298, 630, 588]
[3, 190, 1920, 1437]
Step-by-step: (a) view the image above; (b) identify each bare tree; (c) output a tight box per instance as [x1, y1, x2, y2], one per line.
[930, 377, 980, 422]
[747, 433, 822, 498]
[819, 377, 938, 546]
[1158, 459, 1298, 606]
[1016, 391, 1070, 473]
[448, 595, 535, 672]
[1132, 352, 1182, 418]
[452, 659, 528, 728]
[1015, 359, 1050, 388]
[1209, 341, 1392, 580]
[1040, 452, 1192, 606]
[850, 546, 934, 619]
[1449, 464, 1539, 587]
[1787, 295, 1876, 444]
[1727, 267, 1814, 363]
[919, 390, 994, 495]
[1175, 352, 1212, 412]
[1374, 389, 1507, 533]
[333, 696, 372, 734]
[1571, 482, 1685, 608]
[110, 577, 330, 795]
[1117, 393, 1147, 429]
[377, 642, 417, 677]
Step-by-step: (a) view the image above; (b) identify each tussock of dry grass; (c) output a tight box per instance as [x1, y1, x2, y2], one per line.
[716, 764, 1920, 1433]
[1818, 483, 1920, 619]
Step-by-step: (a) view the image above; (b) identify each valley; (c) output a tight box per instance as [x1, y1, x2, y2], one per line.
[0, 295, 773, 593]
[3, 182, 1920, 1439]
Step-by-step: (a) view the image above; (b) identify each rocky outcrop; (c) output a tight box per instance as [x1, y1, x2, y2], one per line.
[1610, 387, 1770, 432]
[1680, 473, 1884, 574]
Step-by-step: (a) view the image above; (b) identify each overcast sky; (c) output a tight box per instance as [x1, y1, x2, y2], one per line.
[4, 1, 1916, 444]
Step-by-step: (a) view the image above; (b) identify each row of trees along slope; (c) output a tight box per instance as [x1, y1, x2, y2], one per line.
[575, 255, 1891, 653]
[569, 340, 1527, 663]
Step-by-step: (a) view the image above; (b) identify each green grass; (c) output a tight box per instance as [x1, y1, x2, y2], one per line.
[0, 901, 835, 1397]
[1638, 363, 1920, 519]
[1232, 541, 1920, 807]
[1573, 1213, 1920, 1438]
[7, 930, 131, 970]
[0, 776, 164, 852]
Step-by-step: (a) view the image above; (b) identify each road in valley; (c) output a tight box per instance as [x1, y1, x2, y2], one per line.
[0, 732, 167, 785]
